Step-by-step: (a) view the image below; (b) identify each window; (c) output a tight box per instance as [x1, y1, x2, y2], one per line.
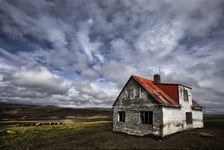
[140, 111, 153, 124]
[135, 87, 141, 98]
[130, 88, 134, 98]
[127, 88, 134, 99]
[127, 89, 131, 99]
[118, 111, 125, 122]
[186, 112, 192, 124]
[183, 89, 188, 101]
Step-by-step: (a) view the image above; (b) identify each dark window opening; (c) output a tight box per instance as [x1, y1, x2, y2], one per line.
[127, 89, 131, 99]
[127, 88, 134, 99]
[183, 89, 188, 101]
[130, 88, 134, 98]
[118, 111, 125, 122]
[140, 111, 153, 124]
[186, 112, 192, 124]
[135, 87, 141, 98]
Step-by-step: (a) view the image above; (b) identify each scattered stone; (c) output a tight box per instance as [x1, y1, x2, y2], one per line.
[24, 124, 30, 127]
[0, 130, 7, 136]
[16, 124, 21, 127]
[36, 123, 42, 126]
[7, 130, 13, 134]
[43, 122, 48, 125]
[199, 132, 215, 138]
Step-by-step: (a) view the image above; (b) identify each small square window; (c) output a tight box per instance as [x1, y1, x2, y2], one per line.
[118, 111, 125, 122]
[140, 111, 153, 124]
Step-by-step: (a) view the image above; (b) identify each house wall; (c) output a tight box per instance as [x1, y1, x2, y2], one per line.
[113, 78, 163, 136]
[162, 107, 203, 137]
[162, 107, 183, 136]
[192, 109, 204, 128]
[178, 85, 192, 107]
[162, 85, 203, 137]
[178, 85, 203, 127]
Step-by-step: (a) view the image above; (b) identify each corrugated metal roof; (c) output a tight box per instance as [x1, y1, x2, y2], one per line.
[113, 75, 203, 108]
[132, 75, 179, 106]
[154, 84, 179, 104]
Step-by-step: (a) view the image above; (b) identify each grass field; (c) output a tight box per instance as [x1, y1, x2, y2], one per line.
[1, 105, 224, 149]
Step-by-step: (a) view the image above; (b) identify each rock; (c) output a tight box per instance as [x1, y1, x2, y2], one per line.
[24, 123, 30, 127]
[7, 130, 14, 134]
[36, 123, 42, 126]
[0, 130, 7, 136]
[198, 132, 215, 138]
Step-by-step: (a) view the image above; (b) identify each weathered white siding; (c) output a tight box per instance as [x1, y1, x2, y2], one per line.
[162, 107, 183, 136]
[192, 110, 204, 128]
[178, 85, 192, 108]
[161, 85, 203, 136]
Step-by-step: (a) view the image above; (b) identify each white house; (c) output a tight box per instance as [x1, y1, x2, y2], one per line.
[112, 74, 203, 137]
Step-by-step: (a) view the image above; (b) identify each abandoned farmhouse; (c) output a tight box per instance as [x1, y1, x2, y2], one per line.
[112, 74, 203, 137]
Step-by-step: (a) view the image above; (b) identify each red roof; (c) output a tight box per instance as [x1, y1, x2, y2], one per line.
[113, 75, 202, 108]
[154, 84, 179, 104]
[132, 75, 180, 107]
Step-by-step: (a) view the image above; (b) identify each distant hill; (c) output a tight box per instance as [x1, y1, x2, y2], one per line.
[0, 102, 38, 107]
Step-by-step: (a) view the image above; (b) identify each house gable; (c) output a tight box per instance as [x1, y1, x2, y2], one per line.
[113, 75, 202, 109]
[113, 76, 158, 107]
[132, 75, 180, 107]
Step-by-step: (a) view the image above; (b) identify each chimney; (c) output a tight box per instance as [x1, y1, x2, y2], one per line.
[153, 74, 161, 84]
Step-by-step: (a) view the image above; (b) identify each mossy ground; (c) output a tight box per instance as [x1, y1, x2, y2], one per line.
[0, 121, 111, 150]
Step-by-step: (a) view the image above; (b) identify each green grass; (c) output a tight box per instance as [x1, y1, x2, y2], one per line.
[0, 121, 110, 150]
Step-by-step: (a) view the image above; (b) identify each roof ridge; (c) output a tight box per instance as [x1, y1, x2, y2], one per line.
[132, 75, 179, 106]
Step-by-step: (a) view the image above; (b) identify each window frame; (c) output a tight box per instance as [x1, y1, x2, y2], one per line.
[118, 111, 125, 122]
[186, 112, 192, 124]
[135, 87, 141, 98]
[183, 89, 189, 101]
[127, 89, 131, 99]
[140, 111, 153, 125]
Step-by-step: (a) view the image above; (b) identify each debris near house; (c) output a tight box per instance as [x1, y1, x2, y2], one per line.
[113, 74, 204, 137]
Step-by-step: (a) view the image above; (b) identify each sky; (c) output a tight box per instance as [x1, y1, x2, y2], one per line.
[0, 0, 224, 114]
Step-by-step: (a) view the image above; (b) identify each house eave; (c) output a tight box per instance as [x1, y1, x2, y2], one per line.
[160, 104, 181, 108]
[191, 106, 203, 110]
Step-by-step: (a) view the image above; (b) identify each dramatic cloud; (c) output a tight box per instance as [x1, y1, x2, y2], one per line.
[12, 65, 71, 94]
[0, 0, 224, 113]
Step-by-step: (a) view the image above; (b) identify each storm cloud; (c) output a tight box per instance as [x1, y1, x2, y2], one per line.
[0, 0, 224, 113]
